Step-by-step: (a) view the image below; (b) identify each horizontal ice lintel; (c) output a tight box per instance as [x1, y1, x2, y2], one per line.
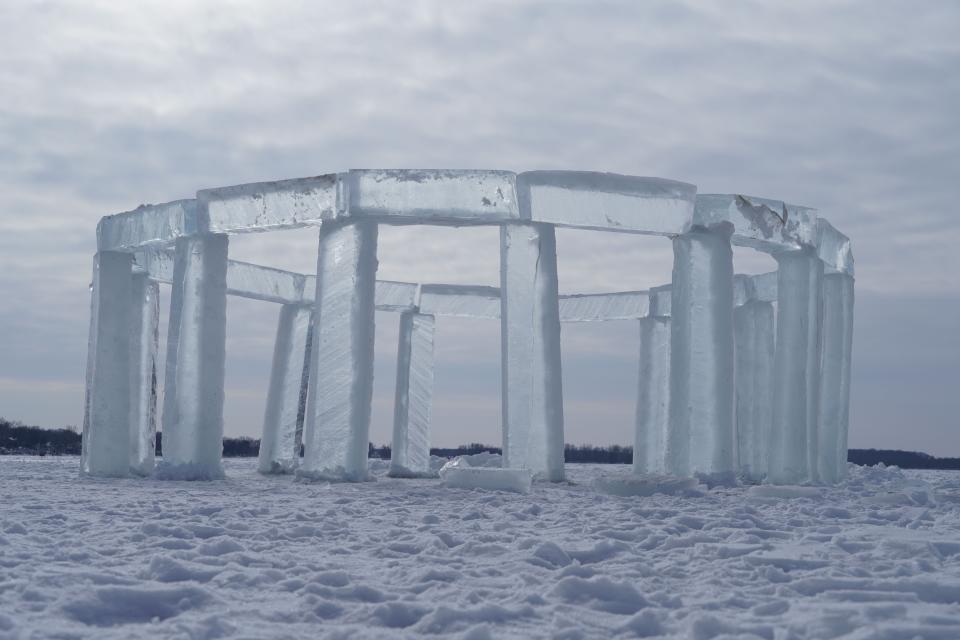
[694, 194, 818, 253]
[418, 284, 501, 319]
[559, 291, 649, 322]
[815, 218, 854, 276]
[98, 200, 198, 252]
[517, 171, 696, 235]
[345, 169, 521, 224]
[301, 276, 419, 311]
[198, 174, 340, 234]
[137, 250, 305, 305]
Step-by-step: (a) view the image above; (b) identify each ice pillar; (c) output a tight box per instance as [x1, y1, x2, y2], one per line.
[300, 221, 378, 482]
[734, 299, 775, 483]
[500, 223, 565, 482]
[818, 273, 854, 483]
[160, 234, 229, 479]
[633, 315, 671, 474]
[667, 224, 736, 478]
[129, 273, 159, 476]
[769, 248, 824, 484]
[81, 251, 134, 477]
[259, 304, 312, 474]
[389, 311, 436, 478]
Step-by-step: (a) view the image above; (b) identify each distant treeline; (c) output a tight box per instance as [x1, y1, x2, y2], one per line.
[3, 418, 959, 470]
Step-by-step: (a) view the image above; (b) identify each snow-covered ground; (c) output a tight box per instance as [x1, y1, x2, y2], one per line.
[1, 458, 959, 639]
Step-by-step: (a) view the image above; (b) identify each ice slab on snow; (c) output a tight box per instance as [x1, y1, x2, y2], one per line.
[593, 475, 701, 497]
[198, 174, 339, 233]
[439, 457, 533, 493]
[346, 169, 520, 224]
[559, 291, 649, 322]
[517, 171, 695, 235]
[98, 200, 198, 252]
[816, 218, 854, 276]
[418, 284, 501, 319]
[694, 194, 817, 252]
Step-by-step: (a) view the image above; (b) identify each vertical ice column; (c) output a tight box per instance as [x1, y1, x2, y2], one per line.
[769, 248, 824, 484]
[81, 251, 134, 477]
[389, 311, 436, 477]
[667, 224, 736, 478]
[818, 273, 854, 483]
[633, 315, 671, 474]
[259, 304, 312, 474]
[129, 273, 159, 476]
[300, 221, 378, 482]
[160, 234, 229, 479]
[734, 299, 775, 483]
[500, 222, 565, 482]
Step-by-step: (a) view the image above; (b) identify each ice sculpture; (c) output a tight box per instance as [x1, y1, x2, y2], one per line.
[81, 169, 853, 490]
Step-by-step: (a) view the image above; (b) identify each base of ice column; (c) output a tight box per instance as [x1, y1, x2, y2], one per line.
[298, 221, 378, 483]
[159, 234, 229, 481]
[499, 223, 565, 482]
[818, 272, 854, 484]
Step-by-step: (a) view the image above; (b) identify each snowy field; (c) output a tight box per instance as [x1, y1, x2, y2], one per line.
[1, 458, 959, 639]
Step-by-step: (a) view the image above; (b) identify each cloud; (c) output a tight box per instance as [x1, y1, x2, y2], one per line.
[1, 0, 958, 451]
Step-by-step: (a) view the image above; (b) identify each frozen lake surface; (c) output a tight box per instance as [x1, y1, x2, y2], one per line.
[1, 458, 959, 639]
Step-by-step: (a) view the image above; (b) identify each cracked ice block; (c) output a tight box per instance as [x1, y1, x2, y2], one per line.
[667, 225, 736, 477]
[517, 171, 695, 235]
[769, 248, 824, 485]
[559, 291, 649, 322]
[259, 305, 312, 474]
[98, 200, 199, 252]
[81, 251, 134, 477]
[634, 316, 671, 474]
[818, 273, 854, 483]
[390, 312, 436, 478]
[500, 223, 565, 481]
[129, 273, 159, 476]
[734, 300, 775, 483]
[346, 169, 520, 224]
[419, 284, 501, 319]
[816, 218, 854, 276]
[299, 221, 378, 482]
[694, 194, 817, 253]
[160, 234, 229, 480]
[198, 174, 340, 233]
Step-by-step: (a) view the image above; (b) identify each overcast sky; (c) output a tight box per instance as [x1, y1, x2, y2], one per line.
[1, 1, 958, 454]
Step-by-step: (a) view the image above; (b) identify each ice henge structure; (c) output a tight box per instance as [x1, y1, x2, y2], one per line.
[81, 170, 854, 486]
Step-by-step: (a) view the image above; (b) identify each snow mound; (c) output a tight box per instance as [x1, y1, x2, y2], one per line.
[438, 456, 530, 493]
[748, 485, 823, 499]
[593, 474, 702, 497]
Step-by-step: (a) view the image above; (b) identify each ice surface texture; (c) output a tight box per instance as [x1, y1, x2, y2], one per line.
[439, 457, 533, 494]
[85, 168, 854, 488]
